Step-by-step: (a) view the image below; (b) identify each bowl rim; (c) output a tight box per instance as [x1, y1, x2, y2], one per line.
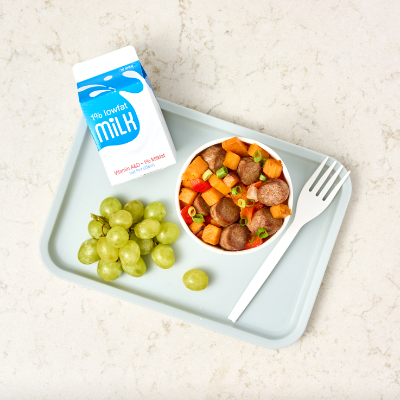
[175, 137, 294, 256]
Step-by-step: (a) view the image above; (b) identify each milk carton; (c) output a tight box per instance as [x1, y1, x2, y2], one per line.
[73, 46, 176, 186]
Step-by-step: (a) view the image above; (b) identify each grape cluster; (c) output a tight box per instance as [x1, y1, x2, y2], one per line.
[77, 197, 180, 281]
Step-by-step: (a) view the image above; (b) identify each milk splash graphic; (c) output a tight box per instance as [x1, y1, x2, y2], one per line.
[73, 46, 176, 186]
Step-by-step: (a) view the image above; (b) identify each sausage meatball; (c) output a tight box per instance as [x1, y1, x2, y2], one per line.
[237, 157, 262, 185]
[210, 197, 240, 227]
[201, 145, 226, 173]
[219, 224, 250, 251]
[257, 179, 289, 206]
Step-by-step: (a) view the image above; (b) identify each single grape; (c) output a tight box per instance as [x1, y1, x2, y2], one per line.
[122, 257, 146, 277]
[134, 219, 161, 239]
[144, 201, 166, 222]
[78, 239, 100, 264]
[100, 197, 122, 219]
[106, 226, 129, 248]
[119, 240, 141, 266]
[138, 238, 154, 255]
[151, 244, 175, 269]
[123, 200, 144, 223]
[109, 210, 133, 229]
[129, 232, 154, 255]
[129, 231, 139, 241]
[88, 220, 109, 239]
[97, 237, 119, 262]
[183, 269, 208, 291]
[97, 260, 123, 281]
[156, 222, 180, 244]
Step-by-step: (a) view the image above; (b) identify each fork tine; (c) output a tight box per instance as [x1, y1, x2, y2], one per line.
[304, 156, 329, 189]
[311, 161, 337, 194]
[318, 165, 344, 198]
[324, 171, 351, 203]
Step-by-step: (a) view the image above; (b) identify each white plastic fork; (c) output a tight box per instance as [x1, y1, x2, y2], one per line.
[228, 157, 350, 323]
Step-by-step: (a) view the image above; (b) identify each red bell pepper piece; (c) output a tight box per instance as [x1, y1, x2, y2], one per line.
[244, 205, 254, 221]
[244, 234, 264, 250]
[190, 179, 212, 193]
[181, 204, 194, 224]
[204, 215, 213, 225]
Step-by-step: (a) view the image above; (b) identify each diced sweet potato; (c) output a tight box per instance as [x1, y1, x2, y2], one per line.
[209, 174, 231, 195]
[240, 207, 246, 219]
[182, 179, 193, 189]
[223, 151, 241, 170]
[223, 172, 240, 188]
[202, 224, 221, 245]
[179, 188, 197, 205]
[201, 188, 224, 206]
[270, 204, 292, 219]
[231, 182, 247, 206]
[181, 156, 209, 180]
[222, 137, 248, 157]
[189, 222, 205, 238]
[247, 143, 269, 160]
[263, 159, 283, 179]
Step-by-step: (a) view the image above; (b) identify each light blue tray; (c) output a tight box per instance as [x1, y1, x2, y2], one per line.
[39, 99, 351, 349]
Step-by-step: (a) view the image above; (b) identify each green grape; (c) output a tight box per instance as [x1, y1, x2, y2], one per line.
[183, 269, 208, 291]
[138, 238, 154, 255]
[129, 231, 139, 241]
[109, 210, 133, 229]
[129, 232, 154, 255]
[97, 260, 123, 281]
[134, 219, 161, 239]
[144, 201, 166, 222]
[88, 220, 109, 239]
[123, 200, 144, 223]
[78, 239, 100, 264]
[106, 226, 129, 248]
[97, 237, 119, 262]
[151, 244, 175, 269]
[122, 257, 146, 277]
[119, 240, 141, 266]
[156, 222, 180, 244]
[100, 197, 122, 219]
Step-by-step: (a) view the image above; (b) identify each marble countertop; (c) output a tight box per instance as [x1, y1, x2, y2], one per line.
[1, 0, 399, 398]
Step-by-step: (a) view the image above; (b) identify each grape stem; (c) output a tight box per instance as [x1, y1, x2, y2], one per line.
[91, 214, 111, 236]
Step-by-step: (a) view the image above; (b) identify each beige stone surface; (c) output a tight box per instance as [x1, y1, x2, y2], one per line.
[1, 0, 400, 398]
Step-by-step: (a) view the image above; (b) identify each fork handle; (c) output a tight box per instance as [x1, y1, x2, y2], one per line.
[228, 218, 304, 322]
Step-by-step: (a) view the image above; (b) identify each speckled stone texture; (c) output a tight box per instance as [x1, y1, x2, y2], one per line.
[1, 0, 399, 399]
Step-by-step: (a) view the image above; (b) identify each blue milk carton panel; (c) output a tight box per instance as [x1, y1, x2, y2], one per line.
[73, 46, 176, 186]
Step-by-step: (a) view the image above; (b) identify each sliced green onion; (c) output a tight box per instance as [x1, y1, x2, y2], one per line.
[202, 169, 213, 181]
[245, 199, 255, 207]
[253, 150, 262, 163]
[238, 199, 246, 208]
[192, 214, 205, 223]
[257, 228, 268, 239]
[259, 173, 267, 182]
[231, 185, 242, 196]
[260, 158, 267, 168]
[188, 206, 196, 217]
[216, 166, 229, 179]
[239, 217, 248, 226]
[249, 234, 256, 243]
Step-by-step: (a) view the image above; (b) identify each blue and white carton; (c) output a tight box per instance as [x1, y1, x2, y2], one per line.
[73, 46, 176, 186]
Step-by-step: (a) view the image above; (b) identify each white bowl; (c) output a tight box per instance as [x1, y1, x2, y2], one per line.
[175, 137, 293, 256]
